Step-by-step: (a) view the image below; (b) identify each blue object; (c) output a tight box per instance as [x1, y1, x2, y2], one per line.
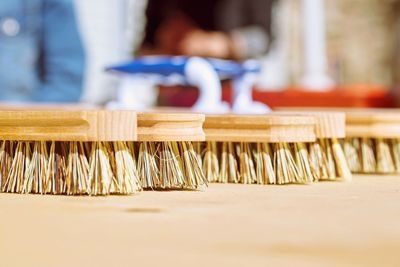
[0, 0, 85, 102]
[106, 56, 258, 81]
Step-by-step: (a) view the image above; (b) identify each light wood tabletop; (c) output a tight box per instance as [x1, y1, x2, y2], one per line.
[0, 175, 399, 267]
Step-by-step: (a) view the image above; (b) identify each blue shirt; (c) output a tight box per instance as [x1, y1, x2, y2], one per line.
[0, 0, 85, 102]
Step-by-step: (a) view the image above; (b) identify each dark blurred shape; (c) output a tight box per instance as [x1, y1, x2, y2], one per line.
[141, 0, 274, 59]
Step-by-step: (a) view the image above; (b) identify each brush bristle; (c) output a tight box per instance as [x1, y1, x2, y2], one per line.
[294, 142, 316, 183]
[1, 141, 141, 196]
[180, 142, 206, 189]
[202, 142, 219, 183]
[343, 137, 400, 174]
[254, 143, 275, 184]
[220, 142, 240, 183]
[309, 138, 352, 181]
[201, 139, 351, 185]
[201, 141, 316, 185]
[137, 141, 207, 190]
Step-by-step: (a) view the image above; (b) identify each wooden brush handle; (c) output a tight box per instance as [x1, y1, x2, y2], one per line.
[0, 110, 137, 141]
[275, 111, 346, 138]
[137, 112, 205, 142]
[204, 114, 316, 143]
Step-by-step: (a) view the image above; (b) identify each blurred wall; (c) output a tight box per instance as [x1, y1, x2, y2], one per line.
[263, 0, 400, 89]
[326, 0, 399, 86]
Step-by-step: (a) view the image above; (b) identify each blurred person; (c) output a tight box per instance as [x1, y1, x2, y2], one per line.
[75, 0, 148, 105]
[141, 0, 274, 59]
[0, 0, 85, 102]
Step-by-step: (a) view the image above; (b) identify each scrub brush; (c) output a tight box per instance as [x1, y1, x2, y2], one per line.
[276, 111, 352, 181]
[343, 109, 400, 174]
[136, 112, 207, 190]
[200, 114, 317, 185]
[306, 112, 352, 181]
[0, 110, 141, 196]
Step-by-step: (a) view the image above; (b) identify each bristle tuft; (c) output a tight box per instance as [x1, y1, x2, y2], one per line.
[309, 138, 352, 181]
[203, 142, 219, 183]
[219, 142, 239, 183]
[343, 137, 400, 175]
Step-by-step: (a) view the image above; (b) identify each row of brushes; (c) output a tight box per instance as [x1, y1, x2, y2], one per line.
[0, 110, 206, 196]
[0, 109, 360, 196]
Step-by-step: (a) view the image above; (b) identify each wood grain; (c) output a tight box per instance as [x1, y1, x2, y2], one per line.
[0, 110, 137, 141]
[275, 111, 346, 138]
[276, 107, 400, 138]
[0, 175, 399, 267]
[344, 110, 400, 138]
[204, 114, 316, 142]
[137, 112, 205, 141]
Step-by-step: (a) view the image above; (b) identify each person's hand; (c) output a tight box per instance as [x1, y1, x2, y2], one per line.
[179, 30, 232, 58]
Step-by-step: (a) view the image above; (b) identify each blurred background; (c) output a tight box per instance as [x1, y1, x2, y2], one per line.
[2, 0, 400, 109]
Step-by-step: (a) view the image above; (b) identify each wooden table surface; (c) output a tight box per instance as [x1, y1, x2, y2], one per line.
[0, 175, 399, 267]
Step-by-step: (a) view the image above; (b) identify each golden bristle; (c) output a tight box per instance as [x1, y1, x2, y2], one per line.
[111, 142, 141, 194]
[23, 142, 47, 194]
[309, 141, 325, 179]
[137, 142, 160, 189]
[309, 138, 352, 181]
[202, 141, 316, 185]
[66, 142, 90, 195]
[158, 141, 185, 189]
[344, 138, 362, 173]
[136, 141, 206, 190]
[376, 138, 395, 174]
[294, 142, 315, 183]
[180, 141, 207, 189]
[0, 140, 141, 196]
[202, 141, 219, 183]
[331, 138, 352, 181]
[3, 142, 30, 193]
[274, 143, 303, 184]
[238, 143, 257, 184]
[391, 139, 400, 173]
[254, 143, 275, 184]
[219, 142, 239, 183]
[343, 137, 400, 175]
[88, 142, 114, 196]
[45, 142, 67, 195]
[361, 138, 377, 173]
[0, 141, 14, 191]
[193, 141, 203, 168]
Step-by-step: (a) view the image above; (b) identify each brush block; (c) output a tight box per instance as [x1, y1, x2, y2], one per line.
[275, 111, 346, 139]
[0, 110, 137, 141]
[275, 107, 400, 138]
[345, 109, 400, 138]
[204, 114, 316, 143]
[137, 112, 205, 142]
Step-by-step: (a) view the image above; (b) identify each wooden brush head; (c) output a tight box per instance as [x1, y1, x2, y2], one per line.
[275, 107, 400, 138]
[344, 109, 400, 138]
[275, 111, 346, 139]
[204, 114, 316, 143]
[0, 110, 137, 141]
[137, 112, 205, 142]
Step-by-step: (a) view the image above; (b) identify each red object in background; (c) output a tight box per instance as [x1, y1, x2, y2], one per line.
[158, 83, 396, 108]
